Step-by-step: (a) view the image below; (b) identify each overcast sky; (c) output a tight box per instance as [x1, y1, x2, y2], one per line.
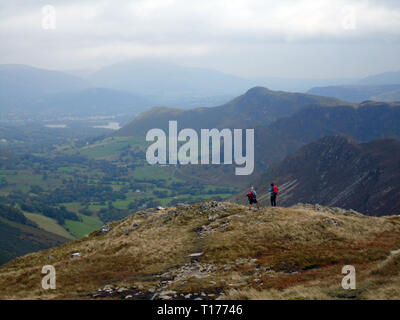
[0, 0, 399, 78]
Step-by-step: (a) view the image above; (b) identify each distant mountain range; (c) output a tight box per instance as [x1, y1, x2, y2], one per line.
[0, 64, 87, 114]
[0, 64, 154, 120]
[307, 84, 400, 103]
[357, 71, 400, 86]
[116, 88, 400, 164]
[116, 87, 344, 136]
[307, 71, 400, 102]
[253, 77, 357, 93]
[233, 135, 400, 216]
[1, 62, 400, 121]
[0, 62, 255, 120]
[87, 59, 255, 103]
[90, 63, 400, 103]
[0, 64, 88, 97]
[116, 88, 400, 187]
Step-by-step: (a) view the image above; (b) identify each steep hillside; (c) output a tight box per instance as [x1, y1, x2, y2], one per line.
[1, 201, 399, 300]
[307, 84, 400, 103]
[254, 101, 400, 169]
[0, 205, 69, 265]
[235, 136, 400, 216]
[168, 101, 400, 187]
[116, 87, 344, 136]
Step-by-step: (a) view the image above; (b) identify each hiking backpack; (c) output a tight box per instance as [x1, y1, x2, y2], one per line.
[247, 191, 255, 199]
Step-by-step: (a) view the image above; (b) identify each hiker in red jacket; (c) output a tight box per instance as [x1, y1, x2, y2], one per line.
[246, 186, 260, 210]
[269, 183, 279, 207]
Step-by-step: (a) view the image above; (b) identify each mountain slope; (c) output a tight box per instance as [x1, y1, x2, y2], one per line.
[254, 101, 400, 168]
[171, 101, 400, 187]
[235, 135, 400, 216]
[24, 88, 152, 118]
[88, 59, 254, 98]
[113, 100, 400, 189]
[307, 84, 400, 103]
[0, 205, 69, 265]
[1, 201, 399, 300]
[0, 64, 88, 113]
[358, 70, 400, 86]
[116, 87, 344, 136]
[307, 70, 400, 102]
[253, 76, 357, 93]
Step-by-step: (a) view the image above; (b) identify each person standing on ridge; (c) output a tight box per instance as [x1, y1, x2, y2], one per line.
[247, 186, 260, 210]
[269, 183, 278, 207]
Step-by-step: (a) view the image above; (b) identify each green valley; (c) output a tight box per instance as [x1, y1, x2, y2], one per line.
[0, 131, 239, 265]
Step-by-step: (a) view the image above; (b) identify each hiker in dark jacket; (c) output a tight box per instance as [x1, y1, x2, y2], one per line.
[269, 183, 278, 207]
[246, 186, 260, 210]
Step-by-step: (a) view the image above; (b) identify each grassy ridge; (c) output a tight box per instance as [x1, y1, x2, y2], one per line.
[1, 202, 399, 300]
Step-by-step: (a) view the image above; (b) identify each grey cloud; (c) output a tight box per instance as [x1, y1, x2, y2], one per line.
[0, 0, 399, 78]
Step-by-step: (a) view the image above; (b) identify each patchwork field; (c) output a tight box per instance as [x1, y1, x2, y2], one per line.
[64, 213, 104, 238]
[23, 212, 74, 240]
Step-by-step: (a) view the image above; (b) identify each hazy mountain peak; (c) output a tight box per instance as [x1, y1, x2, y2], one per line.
[116, 87, 344, 137]
[358, 70, 400, 86]
[244, 86, 271, 94]
[87, 59, 255, 98]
